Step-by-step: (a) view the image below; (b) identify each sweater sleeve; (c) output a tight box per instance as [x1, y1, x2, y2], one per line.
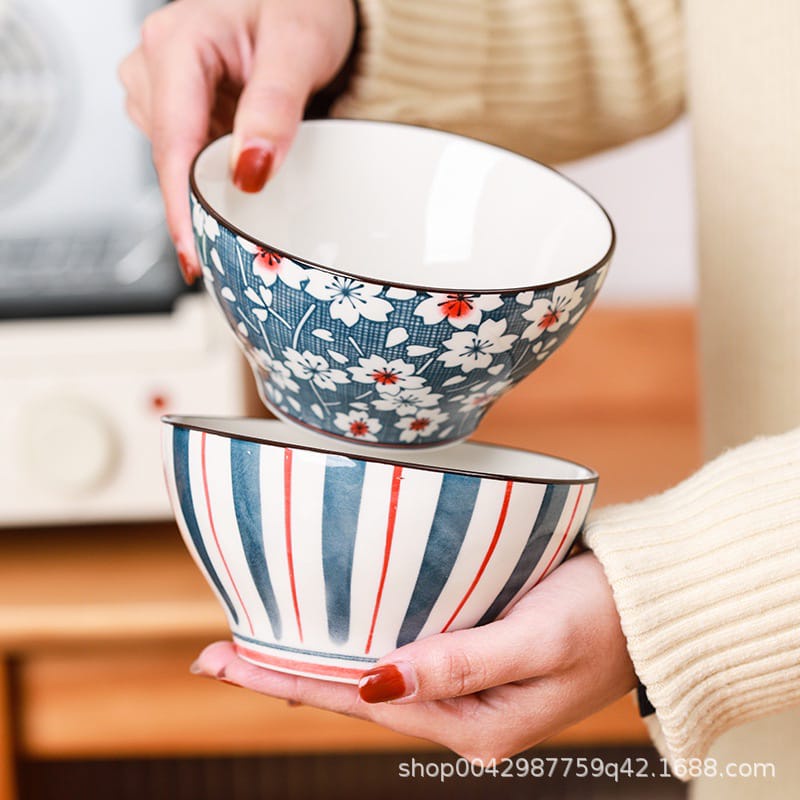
[332, 0, 685, 163]
[582, 427, 800, 772]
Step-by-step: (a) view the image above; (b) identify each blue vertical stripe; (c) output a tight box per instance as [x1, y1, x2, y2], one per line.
[321, 455, 366, 643]
[172, 427, 239, 625]
[396, 473, 481, 647]
[475, 484, 570, 626]
[230, 438, 282, 639]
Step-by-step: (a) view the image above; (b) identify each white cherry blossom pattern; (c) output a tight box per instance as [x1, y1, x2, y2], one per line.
[283, 348, 350, 391]
[457, 380, 513, 412]
[210, 248, 225, 275]
[348, 355, 424, 396]
[437, 318, 517, 373]
[530, 337, 559, 362]
[334, 409, 382, 442]
[192, 185, 609, 445]
[192, 201, 219, 241]
[519, 281, 584, 341]
[593, 264, 609, 292]
[395, 409, 449, 443]
[414, 292, 503, 329]
[304, 270, 393, 328]
[243, 284, 273, 321]
[372, 387, 443, 416]
[251, 350, 300, 394]
[236, 237, 306, 289]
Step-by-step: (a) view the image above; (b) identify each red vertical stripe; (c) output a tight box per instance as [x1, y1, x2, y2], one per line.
[441, 480, 514, 633]
[365, 466, 403, 654]
[284, 448, 304, 641]
[200, 432, 254, 634]
[535, 484, 585, 585]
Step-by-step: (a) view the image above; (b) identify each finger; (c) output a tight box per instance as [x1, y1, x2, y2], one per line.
[190, 642, 545, 760]
[189, 642, 496, 755]
[229, 15, 328, 192]
[358, 552, 629, 706]
[125, 96, 150, 137]
[191, 641, 365, 718]
[357, 608, 568, 705]
[118, 48, 151, 135]
[144, 23, 221, 281]
[356, 623, 530, 705]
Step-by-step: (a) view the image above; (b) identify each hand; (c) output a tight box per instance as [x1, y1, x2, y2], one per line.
[119, 0, 356, 282]
[191, 553, 637, 762]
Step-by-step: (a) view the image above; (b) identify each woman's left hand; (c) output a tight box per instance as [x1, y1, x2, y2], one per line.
[191, 552, 636, 762]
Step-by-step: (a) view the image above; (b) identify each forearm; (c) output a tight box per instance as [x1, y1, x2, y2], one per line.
[583, 427, 800, 770]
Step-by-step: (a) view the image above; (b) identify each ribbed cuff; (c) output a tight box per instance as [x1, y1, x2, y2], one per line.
[583, 428, 800, 775]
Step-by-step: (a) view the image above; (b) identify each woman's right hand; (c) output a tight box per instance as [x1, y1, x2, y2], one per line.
[119, 0, 357, 282]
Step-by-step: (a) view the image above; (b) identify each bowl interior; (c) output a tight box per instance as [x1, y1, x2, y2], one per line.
[164, 416, 597, 484]
[192, 121, 613, 292]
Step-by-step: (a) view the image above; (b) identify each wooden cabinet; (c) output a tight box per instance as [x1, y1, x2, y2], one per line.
[0, 308, 700, 799]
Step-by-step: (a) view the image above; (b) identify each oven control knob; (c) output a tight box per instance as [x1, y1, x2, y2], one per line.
[21, 398, 119, 493]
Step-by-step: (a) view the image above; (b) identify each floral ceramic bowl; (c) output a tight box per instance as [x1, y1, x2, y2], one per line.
[162, 416, 598, 682]
[190, 120, 614, 448]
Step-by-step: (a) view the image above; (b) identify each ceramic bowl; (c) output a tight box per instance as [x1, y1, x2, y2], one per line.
[162, 415, 598, 682]
[190, 120, 614, 448]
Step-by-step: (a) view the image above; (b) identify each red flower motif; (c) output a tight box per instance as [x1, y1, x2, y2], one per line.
[538, 309, 562, 330]
[415, 291, 503, 330]
[371, 368, 400, 386]
[255, 249, 282, 272]
[409, 417, 431, 431]
[349, 420, 370, 437]
[438, 293, 476, 320]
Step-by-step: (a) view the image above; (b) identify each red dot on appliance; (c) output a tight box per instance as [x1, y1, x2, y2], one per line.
[149, 393, 169, 411]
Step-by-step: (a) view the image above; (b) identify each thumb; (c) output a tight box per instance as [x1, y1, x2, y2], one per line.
[230, 16, 327, 193]
[357, 611, 559, 705]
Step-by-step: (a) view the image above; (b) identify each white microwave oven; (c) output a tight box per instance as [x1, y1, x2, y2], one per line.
[0, 0, 249, 526]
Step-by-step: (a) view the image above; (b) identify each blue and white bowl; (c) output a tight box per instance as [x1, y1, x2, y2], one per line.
[162, 416, 598, 682]
[190, 120, 614, 448]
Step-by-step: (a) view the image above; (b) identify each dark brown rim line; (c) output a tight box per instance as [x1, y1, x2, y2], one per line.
[162, 414, 600, 487]
[189, 119, 616, 296]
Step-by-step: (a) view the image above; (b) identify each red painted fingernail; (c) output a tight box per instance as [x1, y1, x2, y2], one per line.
[178, 250, 197, 285]
[358, 664, 407, 704]
[233, 143, 274, 192]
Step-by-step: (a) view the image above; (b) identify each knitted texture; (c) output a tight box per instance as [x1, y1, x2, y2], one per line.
[333, 0, 685, 163]
[583, 428, 800, 769]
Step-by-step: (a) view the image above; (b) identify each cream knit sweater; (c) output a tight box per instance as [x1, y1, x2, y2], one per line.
[332, 0, 800, 776]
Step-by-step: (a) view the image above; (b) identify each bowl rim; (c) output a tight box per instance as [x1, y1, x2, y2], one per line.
[162, 414, 600, 487]
[189, 118, 616, 295]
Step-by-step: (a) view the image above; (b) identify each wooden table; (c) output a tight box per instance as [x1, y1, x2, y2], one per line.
[0, 308, 700, 799]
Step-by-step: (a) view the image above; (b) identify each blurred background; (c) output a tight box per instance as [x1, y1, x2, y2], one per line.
[0, 0, 697, 798]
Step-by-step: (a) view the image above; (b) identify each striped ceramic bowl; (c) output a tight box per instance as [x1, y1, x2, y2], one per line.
[162, 416, 598, 683]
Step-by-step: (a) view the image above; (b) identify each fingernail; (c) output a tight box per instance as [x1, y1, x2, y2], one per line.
[358, 663, 414, 704]
[190, 659, 227, 680]
[189, 659, 207, 676]
[178, 250, 197, 285]
[233, 140, 274, 192]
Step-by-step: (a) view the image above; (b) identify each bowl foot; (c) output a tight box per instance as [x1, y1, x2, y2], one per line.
[232, 638, 376, 685]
